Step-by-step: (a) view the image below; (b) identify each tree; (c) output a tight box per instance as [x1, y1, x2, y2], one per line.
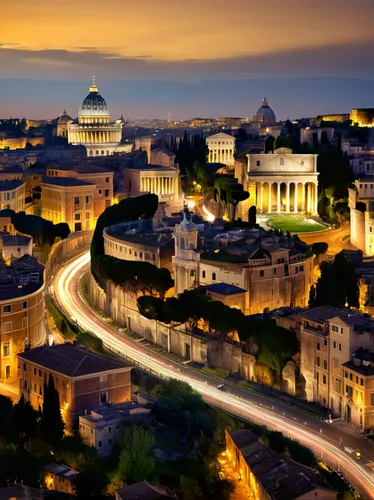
[74, 461, 108, 499]
[311, 242, 328, 256]
[10, 395, 39, 446]
[40, 374, 64, 446]
[264, 135, 275, 153]
[274, 135, 293, 150]
[115, 426, 155, 484]
[179, 476, 204, 500]
[248, 205, 257, 225]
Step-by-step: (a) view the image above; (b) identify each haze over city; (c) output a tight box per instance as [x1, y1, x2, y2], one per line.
[2, 0, 374, 118]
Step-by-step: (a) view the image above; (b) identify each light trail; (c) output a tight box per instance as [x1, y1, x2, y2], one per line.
[201, 203, 215, 222]
[54, 251, 374, 499]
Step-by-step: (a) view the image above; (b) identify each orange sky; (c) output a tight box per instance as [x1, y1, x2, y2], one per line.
[2, 0, 374, 62]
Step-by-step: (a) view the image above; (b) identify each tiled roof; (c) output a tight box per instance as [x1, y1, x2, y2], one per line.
[115, 482, 176, 500]
[18, 343, 130, 377]
[44, 463, 78, 480]
[205, 282, 246, 295]
[0, 179, 24, 191]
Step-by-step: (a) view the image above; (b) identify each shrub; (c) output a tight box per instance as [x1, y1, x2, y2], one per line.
[201, 367, 230, 379]
[45, 298, 76, 339]
[77, 331, 104, 353]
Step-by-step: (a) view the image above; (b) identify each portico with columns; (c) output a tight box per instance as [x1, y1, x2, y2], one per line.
[235, 147, 319, 217]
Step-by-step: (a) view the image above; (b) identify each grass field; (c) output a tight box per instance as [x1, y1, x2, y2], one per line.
[268, 215, 327, 233]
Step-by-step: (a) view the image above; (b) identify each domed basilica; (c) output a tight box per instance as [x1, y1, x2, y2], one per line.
[67, 77, 122, 156]
[242, 97, 281, 138]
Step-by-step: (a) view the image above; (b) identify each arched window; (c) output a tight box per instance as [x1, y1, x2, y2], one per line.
[96, 150, 99, 155]
[89, 150, 93, 156]
[5, 365, 10, 379]
[101, 150, 105, 155]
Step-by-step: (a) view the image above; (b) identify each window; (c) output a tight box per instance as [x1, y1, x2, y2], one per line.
[39, 369, 42, 377]
[3, 305, 11, 313]
[360, 378, 364, 386]
[3, 343, 9, 357]
[316, 342, 321, 351]
[345, 371, 348, 379]
[338, 343, 342, 351]
[202, 270, 206, 279]
[333, 341, 336, 349]
[3, 322, 12, 332]
[33, 367, 36, 375]
[331, 325, 339, 333]
[256, 160, 261, 167]
[22, 317, 28, 328]
[39, 385, 42, 395]
[98, 189, 102, 194]
[108, 427, 112, 434]
[371, 393, 374, 406]
[260, 270, 264, 277]
[74, 197, 80, 205]
[190, 270, 195, 277]
[22, 300, 28, 310]
[273, 268, 277, 275]
[316, 356, 320, 367]
[106, 177, 110, 183]
[86, 196, 91, 204]
[140, 252, 143, 258]
[280, 158, 284, 166]
[75, 213, 81, 220]
[23, 379, 27, 390]
[323, 374, 327, 385]
[212, 272, 216, 280]
[323, 360, 327, 370]
[349, 373, 353, 381]
[100, 391, 108, 404]
[346, 385, 353, 398]
[108, 439, 113, 445]
[105, 189, 110, 197]
[5, 365, 10, 379]
[98, 441, 102, 448]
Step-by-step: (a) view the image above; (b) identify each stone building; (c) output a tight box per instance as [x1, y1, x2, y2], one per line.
[299, 306, 374, 429]
[123, 164, 182, 215]
[68, 77, 122, 156]
[0, 234, 33, 262]
[300, 126, 335, 145]
[172, 214, 315, 314]
[150, 147, 176, 168]
[206, 132, 235, 168]
[43, 463, 77, 495]
[18, 342, 132, 429]
[349, 177, 374, 255]
[242, 97, 282, 138]
[56, 109, 73, 138]
[0, 180, 25, 212]
[235, 147, 318, 219]
[349, 107, 374, 127]
[0, 255, 45, 385]
[104, 219, 174, 271]
[225, 429, 336, 500]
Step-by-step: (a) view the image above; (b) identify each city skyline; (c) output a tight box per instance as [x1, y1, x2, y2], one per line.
[1, 0, 374, 118]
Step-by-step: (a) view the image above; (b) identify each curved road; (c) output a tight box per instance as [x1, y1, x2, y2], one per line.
[53, 251, 374, 499]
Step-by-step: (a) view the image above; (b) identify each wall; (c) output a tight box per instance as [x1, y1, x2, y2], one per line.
[0, 137, 44, 150]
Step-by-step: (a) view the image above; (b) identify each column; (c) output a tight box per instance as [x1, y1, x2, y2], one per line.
[294, 183, 298, 213]
[286, 182, 290, 213]
[314, 182, 318, 215]
[268, 182, 272, 213]
[260, 183, 264, 212]
[306, 184, 310, 214]
[301, 183, 306, 213]
[277, 183, 281, 212]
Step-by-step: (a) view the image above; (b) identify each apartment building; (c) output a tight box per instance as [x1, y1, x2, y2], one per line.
[299, 306, 374, 429]
[0, 180, 25, 212]
[18, 342, 131, 429]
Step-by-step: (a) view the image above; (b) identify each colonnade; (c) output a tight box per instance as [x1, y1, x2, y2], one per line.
[208, 148, 234, 164]
[255, 181, 318, 214]
[68, 128, 122, 144]
[141, 176, 177, 196]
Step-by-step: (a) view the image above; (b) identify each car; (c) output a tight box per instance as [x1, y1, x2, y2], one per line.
[216, 384, 225, 390]
[344, 446, 354, 455]
[355, 449, 361, 459]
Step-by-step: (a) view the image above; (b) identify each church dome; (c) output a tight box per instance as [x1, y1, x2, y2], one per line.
[78, 77, 110, 122]
[254, 97, 276, 123]
[57, 109, 72, 122]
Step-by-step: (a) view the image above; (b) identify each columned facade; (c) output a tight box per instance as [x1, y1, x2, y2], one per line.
[253, 180, 318, 214]
[207, 132, 236, 168]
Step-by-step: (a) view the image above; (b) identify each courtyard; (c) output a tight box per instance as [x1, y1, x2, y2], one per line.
[259, 214, 329, 233]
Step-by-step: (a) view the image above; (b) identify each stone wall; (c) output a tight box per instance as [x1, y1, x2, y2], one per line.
[87, 272, 294, 390]
[45, 231, 93, 286]
[0, 137, 44, 150]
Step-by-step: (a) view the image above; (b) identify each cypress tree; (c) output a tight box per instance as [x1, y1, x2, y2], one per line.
[40, 374, 64, 446]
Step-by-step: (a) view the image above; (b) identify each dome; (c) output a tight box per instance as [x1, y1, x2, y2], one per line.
[254, 97, 276, 123]
[57, 109, 72, 122]
[78, 77, 110, 121]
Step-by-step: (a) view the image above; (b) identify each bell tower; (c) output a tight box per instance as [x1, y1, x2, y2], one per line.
[172, 208, 200, 295]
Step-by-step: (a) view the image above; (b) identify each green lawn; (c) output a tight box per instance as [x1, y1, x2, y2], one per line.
[269, 215, 326, 233]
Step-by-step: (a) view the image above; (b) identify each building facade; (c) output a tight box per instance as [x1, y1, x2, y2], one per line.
[56, 110, 73, 138]
[172, 215, 315, 314]
[18, 343, 132, 429]
[349, 177, 374, 255]
[0, 180, 25, 212]
[0, 256, 45, 385]
[350, 108, 374, 127]
[43, 463, 77, 494]
[68, 78, 122, 156]
[206, 132, 235, 167]
[299, 306, 374, 429]
[235, 147, 319, 219]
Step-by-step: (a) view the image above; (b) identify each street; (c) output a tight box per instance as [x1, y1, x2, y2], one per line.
[53, 250, 374, 499]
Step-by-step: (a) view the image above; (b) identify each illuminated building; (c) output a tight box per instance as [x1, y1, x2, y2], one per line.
[56, 109, 73, 138]
[43, 463, 77, 494]
[242, 97, 282, 137]
[67, 77, 123, 156]
[299, 306, 374, 429]
[349, 177, 374, 256]
[18, 342, 131, 430]
[206, 132, 235, 168]
[41, 163, 114, 232]
[300, 126, 335, 145]
[173, 214, 315, 314]
[0, 180, 25, 212]
[235, 147, 319, 218]
[350, 108, 374, 127]
[0, 255, 45, 386]
[225, 429, 337, 500]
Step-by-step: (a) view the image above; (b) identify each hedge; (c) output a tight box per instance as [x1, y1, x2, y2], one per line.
[45, 297, 76, 340]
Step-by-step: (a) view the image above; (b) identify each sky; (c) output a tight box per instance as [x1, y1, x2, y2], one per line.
[1, 0, 374, 119]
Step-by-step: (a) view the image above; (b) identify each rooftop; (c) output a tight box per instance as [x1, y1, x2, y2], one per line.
[299, 306, 341, 323]
[0, 255, 44, 301]
[229, 429, 334, 500]
[2, 234, 31, 247]
[115, 482, 177, 500]
[343, 348, 374, 376]
[41, 176, 95, 187]
[44, 463, 78, 480]
[126, 163, 177, 172]
[18, 342, 130, 377]
[0, 179, 24, 191]
[49, 162, 115, 174]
